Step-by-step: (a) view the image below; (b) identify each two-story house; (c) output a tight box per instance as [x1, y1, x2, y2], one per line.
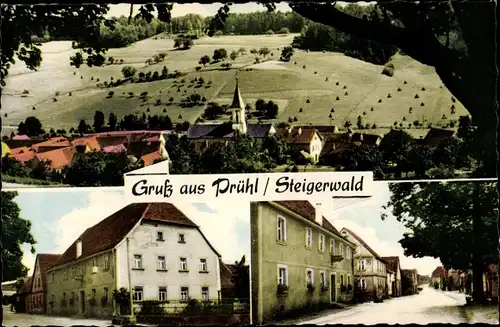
[340, 228, 387, 301]
[401, 269, 419, 295]
[250, 201, 356, 324]
[26, 253, 61, 314]
[381, 256, 402, 297]
[277, 127, 324, 163]
[45, 202, 222, 318]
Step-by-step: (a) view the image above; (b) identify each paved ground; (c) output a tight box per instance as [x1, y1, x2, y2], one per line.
[1, 308, 154, 327]
[297, 287, 470, 325]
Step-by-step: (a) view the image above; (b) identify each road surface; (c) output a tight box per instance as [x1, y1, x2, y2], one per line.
[299, 287, 468, 325]
[1, 308, 154, 327]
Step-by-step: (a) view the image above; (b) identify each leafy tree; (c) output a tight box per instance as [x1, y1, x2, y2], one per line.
[198, 55, 210, 66]
[261, 135, 290, 165]
[108, 112, 118, 131]
[121, 66, 137, 79]
[258, 47, 270, 57]
[204, 102, 224, 120]
[230, 51, 238, 61]
[382, 181, 497, 303]
[93, 110, 105, 132]
[161, 65, 169, 78]
[280, 46, 294, 62]
[339, 144, 385, 178]
[174, 37, 193, 50]
[379, 129, 413, 168]
[212, 48, 228, 62]
[77, 119, 88, 134]
[278, 27, 290, 34]
[266, 100, 279, 119]
[63, 152, 141, 186]
[1, 191, 36, 281]
[405, 144, 434, 178]
[255, 99, 267, 113]
[18, 117, 44, 137]
[231, 255, 250, 299]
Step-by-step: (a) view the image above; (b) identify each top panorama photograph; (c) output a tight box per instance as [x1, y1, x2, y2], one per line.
[1, 1, 497, 187]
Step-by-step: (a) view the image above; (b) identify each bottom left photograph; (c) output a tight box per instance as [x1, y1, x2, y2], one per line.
[1, 189, 251, 326]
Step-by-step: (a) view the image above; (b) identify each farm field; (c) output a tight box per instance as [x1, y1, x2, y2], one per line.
[1, 33, 468, 135]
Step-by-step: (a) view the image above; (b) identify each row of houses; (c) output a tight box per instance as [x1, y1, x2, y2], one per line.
[185, 76, 457, 163]
[2, 131, 170, 171]
[12, 203, 248, 321]
[431, 265, 498, 299]
[250, 201, 420, 324]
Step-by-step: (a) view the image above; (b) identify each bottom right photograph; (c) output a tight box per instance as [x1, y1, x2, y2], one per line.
[250, 180, 498, 325]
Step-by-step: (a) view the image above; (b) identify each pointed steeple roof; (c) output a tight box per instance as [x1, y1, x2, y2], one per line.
[230, 75, 245, 109]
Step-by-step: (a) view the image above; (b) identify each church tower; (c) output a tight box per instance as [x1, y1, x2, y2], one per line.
[229, 75, 247, 134]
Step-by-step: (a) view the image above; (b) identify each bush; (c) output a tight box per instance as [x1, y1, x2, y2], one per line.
[140, 300, 165, 315]
[22, 89, 29, 94]
[108, 91, 114, 96]
[382, 63, 395, 77]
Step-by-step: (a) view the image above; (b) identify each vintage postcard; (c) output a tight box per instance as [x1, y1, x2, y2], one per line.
[249, 181, 498, 325]
[2, 189, 251, 326]
[1, 1, 496, 188]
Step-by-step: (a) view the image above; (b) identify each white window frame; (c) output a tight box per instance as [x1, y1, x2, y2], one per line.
[179, 257, 188, 271]
[340, 274, 345, 286]
[305, 228, 312, 247]
[277, 216, 287, 242]
[158, 287, 167, 301]
[306, 268, 314, 286]
[359, 278, 367, 289]
[199, 258, 208, 272]
[330, 239, 335, 254]
[319, 234, 325, 252]
[157, 231, 164, 241]
[92, 257, 97, 268]
[104, 254, 110, 271]
[133, 255, 143, 269]
[133, 286, 144, 301]
[339, 243, 344, 257]
[180, 287, 189, 300]
[277, 264, 289, 286]
[201, 287, 209, 301]
[347, 247, 352, 259]
[178, 233, 185, 243]
[157, 256, 166, 270]
[320, 271, 326, 287]
[358, 259, 366, 271]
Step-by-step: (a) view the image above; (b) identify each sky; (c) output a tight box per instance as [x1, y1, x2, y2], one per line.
[14, 189, 250, 275]
[105, 2, 373, 18]
[14, 181, 439, 277]
[105, 2, 292, 19]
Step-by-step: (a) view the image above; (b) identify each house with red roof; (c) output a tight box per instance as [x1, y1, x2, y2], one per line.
[26, 254, 62, 314]
[250, 201, 356, 324]
[277, 126, 324, 163]
[33, 146, 78, 171]
[45, 203, 223, 319]
[431, 266, 447, 289]
[340, 228, 388, 301]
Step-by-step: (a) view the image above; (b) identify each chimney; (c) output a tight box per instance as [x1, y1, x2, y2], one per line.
[76, 239, 82, 259]
[315, 202, 322, 226]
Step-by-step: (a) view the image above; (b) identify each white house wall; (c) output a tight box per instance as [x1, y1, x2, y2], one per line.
[116, 222, 221, 302]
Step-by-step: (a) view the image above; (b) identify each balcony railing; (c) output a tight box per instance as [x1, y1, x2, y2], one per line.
[331, 255, 343, 264]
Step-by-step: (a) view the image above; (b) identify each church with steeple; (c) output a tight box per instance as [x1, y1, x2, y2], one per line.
[186, 75, 276, 151]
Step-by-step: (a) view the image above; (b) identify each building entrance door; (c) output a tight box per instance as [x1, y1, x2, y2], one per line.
[80, 290, 85, 313]
[330, 274, 336, 303]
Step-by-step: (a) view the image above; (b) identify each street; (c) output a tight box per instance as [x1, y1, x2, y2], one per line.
[299, 287, 470, 325]
[1, 307, 154, 327]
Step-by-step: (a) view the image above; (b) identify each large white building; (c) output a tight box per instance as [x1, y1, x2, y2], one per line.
[46, 203, 222, 318]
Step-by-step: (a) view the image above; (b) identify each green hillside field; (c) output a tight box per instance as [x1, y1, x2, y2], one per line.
[2, 34, 467, 137]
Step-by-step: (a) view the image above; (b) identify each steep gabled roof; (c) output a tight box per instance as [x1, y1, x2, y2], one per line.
[32, 253, 62, 293]
[230, 77, 245, 109]
[341, 227, 385, 263]
[220, 260, 235, 290]
[279, 127, 322, 145]
[382, 256, 401, 273]
[431, 266, 447, 278]
[141, 151, 162, 166]
[247, 124, 274, 138]
[35, 146, 77, 169]
[51, 203, 210, 269]
[19, 277, 33, 295]
[272, 201, 351, 243]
